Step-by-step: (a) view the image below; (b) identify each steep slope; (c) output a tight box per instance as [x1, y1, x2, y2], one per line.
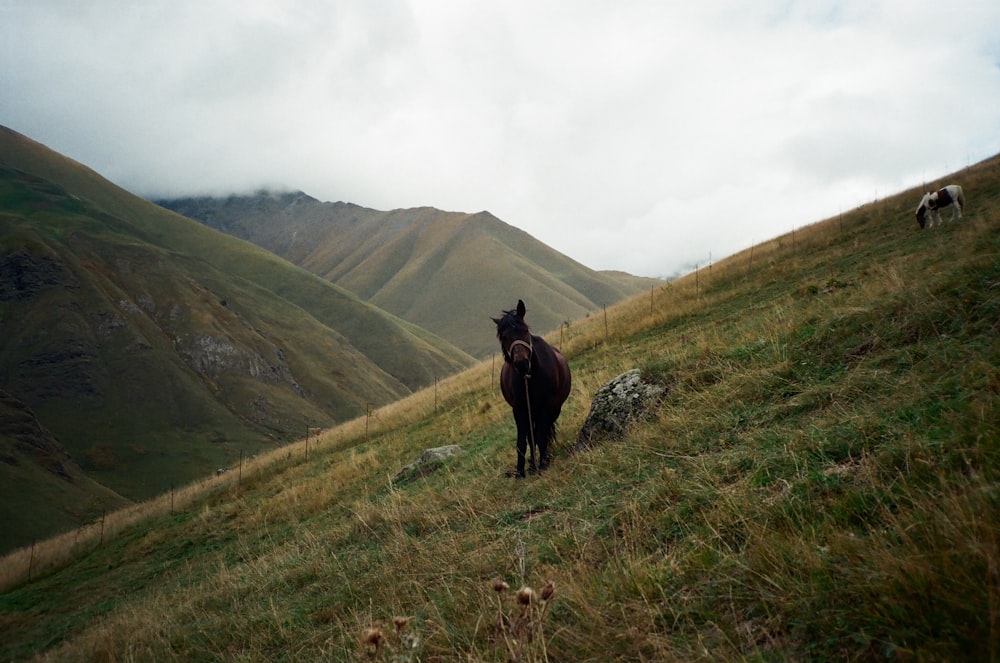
[0, 126, 473, 537]
[158, 193, 660, 357]
[3, 153, 998, 660]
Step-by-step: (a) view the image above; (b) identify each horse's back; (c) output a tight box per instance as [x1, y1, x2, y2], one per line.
[951, 184, 965, 205]
[938, 184, 964, 203]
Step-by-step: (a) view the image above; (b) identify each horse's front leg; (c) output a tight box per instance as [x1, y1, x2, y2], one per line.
[515, 417, 529, 478]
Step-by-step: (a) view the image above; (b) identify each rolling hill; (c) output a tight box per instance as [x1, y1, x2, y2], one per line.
[0, 125, 473, 550]
[157, 193, 661, 357]
[2, 153, 997, 660]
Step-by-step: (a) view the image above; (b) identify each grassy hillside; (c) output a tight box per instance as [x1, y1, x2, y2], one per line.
[0, 127, 473, 390]
[158, 194, 661, 357]
[0, 390, 132, 548]
[1, 155, 997, 661]
[0, 126, 473, 552]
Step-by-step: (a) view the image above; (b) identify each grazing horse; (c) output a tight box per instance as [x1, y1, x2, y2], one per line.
[915, 184, 964, 228]
[493, 300, 572, 477]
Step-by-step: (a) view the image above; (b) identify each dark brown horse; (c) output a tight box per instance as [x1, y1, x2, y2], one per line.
[493, 300, 572, 477]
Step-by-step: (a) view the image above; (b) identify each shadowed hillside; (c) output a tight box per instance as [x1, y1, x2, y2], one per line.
[1, 152, 998, 660]
[158, 193, 660, 357]
[0, 126, 473, 551]
[0, 390, 131, 548]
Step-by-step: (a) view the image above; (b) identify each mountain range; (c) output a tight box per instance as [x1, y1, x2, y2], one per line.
[156, 193, 659, 357]
[0, 125, 651, 552]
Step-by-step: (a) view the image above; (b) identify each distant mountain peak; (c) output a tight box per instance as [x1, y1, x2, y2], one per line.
[159, 194, 661, 357]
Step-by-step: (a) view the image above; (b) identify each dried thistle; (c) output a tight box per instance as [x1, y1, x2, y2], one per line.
[362, 617, 421, 662]
[491, 578, 557, 662]
[362, 625, 384, 657]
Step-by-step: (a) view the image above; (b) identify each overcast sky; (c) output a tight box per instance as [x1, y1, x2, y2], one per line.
[2, 1, 999, 278]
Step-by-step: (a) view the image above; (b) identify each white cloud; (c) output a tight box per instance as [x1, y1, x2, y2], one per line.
[2, 0, 999, 277]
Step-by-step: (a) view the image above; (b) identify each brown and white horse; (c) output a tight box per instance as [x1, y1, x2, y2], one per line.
[915, 184, 964, 228]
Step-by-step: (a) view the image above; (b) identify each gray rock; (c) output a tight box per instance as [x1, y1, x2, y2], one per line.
[394, 445, 462, 484]
[574, 369, 666, 451]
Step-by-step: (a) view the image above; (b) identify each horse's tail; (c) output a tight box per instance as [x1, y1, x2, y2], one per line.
[541, 419, 558, 465]
[957, 186, 966, 210]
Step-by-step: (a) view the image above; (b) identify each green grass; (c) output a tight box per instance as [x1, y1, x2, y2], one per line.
[1, 153, 998, 660]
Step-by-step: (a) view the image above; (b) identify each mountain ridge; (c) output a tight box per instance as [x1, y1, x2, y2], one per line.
[158, 192, 661, 357]
[0, 125, 473, 550]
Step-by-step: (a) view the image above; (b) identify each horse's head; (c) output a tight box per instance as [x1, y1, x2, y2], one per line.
[492, 299, 533, 376]
[915, 193, 931, 228]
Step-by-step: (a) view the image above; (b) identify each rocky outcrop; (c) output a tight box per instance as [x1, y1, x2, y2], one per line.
[0, 251, 75, 301]
[574, 369, 666, 451]
[175, 333, 303, 395]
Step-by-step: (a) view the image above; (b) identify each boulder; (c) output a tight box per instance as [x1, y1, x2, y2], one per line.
[393, 445, 462, 484]
[574, 369, 666, 451]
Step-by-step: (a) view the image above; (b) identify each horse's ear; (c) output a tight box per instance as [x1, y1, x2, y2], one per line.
[491, 316, 501, 326]
[516, 299, 526, 319]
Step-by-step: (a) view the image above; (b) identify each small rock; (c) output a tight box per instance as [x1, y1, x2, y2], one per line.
[394, 445, 462, 484]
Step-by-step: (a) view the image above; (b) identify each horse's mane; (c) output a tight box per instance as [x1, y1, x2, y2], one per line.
[495, 308, 530, 339]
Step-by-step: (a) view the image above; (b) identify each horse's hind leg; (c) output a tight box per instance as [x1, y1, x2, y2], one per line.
[535, 417, 554, 472]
